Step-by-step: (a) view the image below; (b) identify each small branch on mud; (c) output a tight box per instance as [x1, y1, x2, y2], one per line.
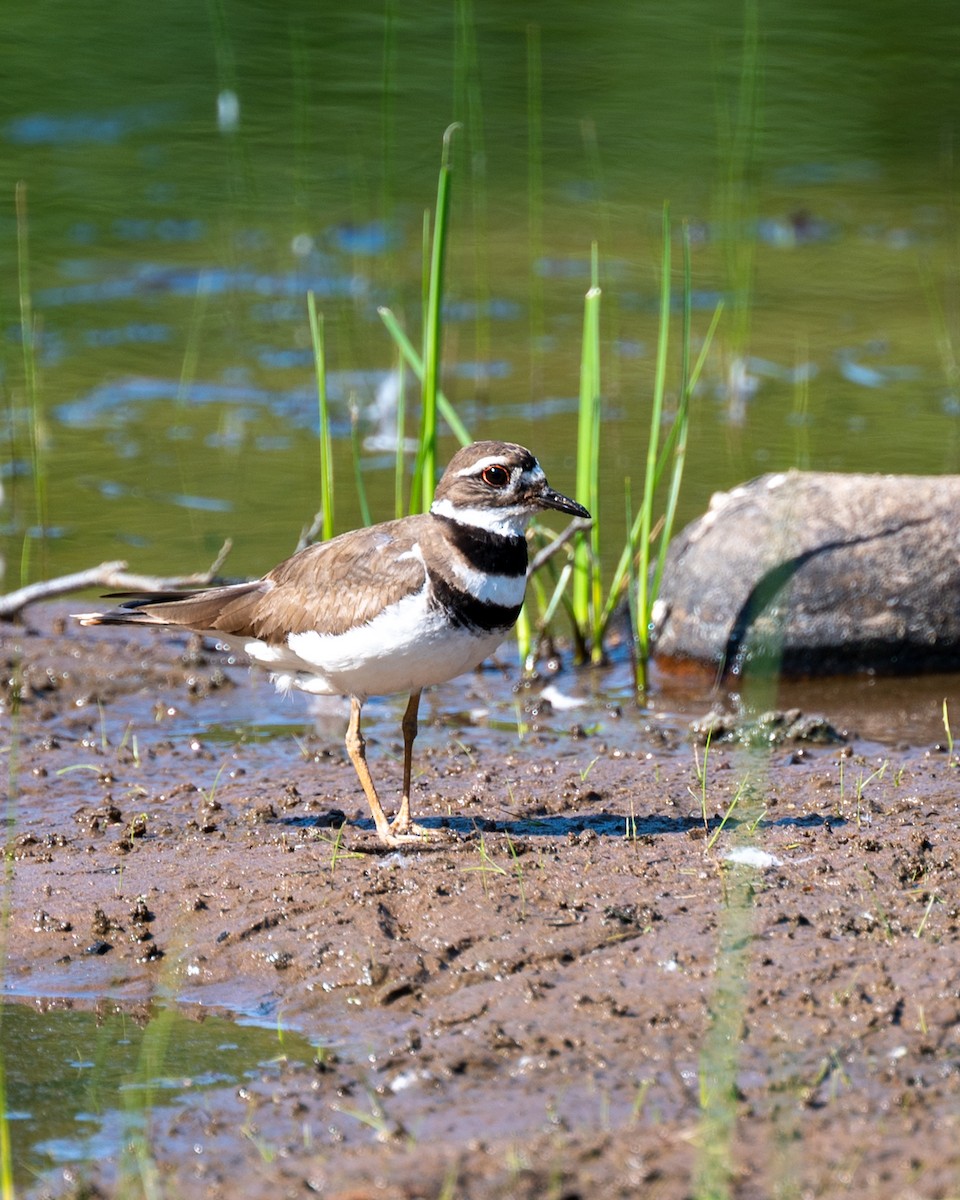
[528, 516, 592, 579]
[0, 539, 234, 621]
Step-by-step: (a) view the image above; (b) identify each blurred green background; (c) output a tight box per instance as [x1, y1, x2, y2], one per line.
[3, 0, 959, 585]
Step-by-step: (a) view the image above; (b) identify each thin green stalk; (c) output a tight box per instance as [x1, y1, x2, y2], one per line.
[349, 403, 372, 528]
[411, 123, 460, 515]
[694, 761, 765, 1200]
[694, 855, 754, 1200]
[392, 355, 407, 520]
[572, 251, 602, 660]
[307, 292, 334, 540]
[514, 601, 533, 670]
[913, 892, 938, 939]
[648, 224, 693, 613]
[0, 1050, 11, 1200]
[0, 676, 19, 1200]
[624, 477, 640, 666]
[377, 307, 471, 445]
[531, 560, 574, 664]
[635, 203, 673, 688]
[706, 777, 745, 852]
[649, 298, 723, 490]
[596, 283, 722, 651]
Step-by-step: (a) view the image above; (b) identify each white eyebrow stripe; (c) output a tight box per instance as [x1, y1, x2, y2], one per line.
[455, 454, 514, 477]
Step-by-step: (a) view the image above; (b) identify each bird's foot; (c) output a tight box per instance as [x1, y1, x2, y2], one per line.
[388, 817, 433, 840]
[373, 816, 455, 847]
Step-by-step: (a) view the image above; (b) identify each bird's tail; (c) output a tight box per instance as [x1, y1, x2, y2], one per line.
[74, 580, 264, 633]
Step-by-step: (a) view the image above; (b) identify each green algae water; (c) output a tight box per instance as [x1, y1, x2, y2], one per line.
[0, 1000, 318, 1190]
[2, 2, 959, 590]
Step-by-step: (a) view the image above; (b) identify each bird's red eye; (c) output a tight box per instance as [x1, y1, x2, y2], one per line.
[480, 464, 511, 488]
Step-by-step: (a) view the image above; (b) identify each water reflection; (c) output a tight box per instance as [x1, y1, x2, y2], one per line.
[1, 1001, 316, 1187]
[3, 1, 960, 616]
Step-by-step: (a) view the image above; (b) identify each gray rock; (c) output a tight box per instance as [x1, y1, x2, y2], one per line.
[652, 470, 960, 677]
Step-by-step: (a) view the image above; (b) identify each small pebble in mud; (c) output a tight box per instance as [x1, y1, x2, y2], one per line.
[248, 803, 278, 824]
[91, 906, 114, 936]
[84, 940, 112, 956]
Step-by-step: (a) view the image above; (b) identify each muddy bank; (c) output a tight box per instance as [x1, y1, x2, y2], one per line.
[3, 605, 960, 1199]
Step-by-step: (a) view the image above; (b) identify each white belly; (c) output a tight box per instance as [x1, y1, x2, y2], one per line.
[217, 584, 511, 701]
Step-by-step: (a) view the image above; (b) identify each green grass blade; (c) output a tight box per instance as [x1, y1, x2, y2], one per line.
[349, 403, 372, 528]
[377, 307, 472, 446]
[515, 602, 533, 671]
[307, 292, 334, 540]
[412, 123, 460, 514]
[648, 225, 693, 611]
[393, 355, 407, 519]
[596, 290, 723, 654]
[635, 203, 672, 688]
[0, 1051, 12, 1200]
[572, 264, 602, 659]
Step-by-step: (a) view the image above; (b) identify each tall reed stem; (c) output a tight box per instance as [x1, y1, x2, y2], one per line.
[411, 123, 460, 514]
[635, 204, 673, 688]
[572, 246, 602, 661]
[307, 292, 334, 540]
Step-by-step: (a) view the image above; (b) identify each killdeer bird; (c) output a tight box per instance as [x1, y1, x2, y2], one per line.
[76, 441, 589, 846]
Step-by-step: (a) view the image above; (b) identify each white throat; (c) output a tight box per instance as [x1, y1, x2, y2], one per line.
[431, 496, 532, 538]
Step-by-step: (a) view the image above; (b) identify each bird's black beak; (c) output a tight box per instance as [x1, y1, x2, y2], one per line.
[538, 486, 591, 520]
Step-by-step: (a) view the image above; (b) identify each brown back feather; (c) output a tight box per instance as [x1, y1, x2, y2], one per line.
[250, 518, 428, 640]
[89, 515, 432, 643]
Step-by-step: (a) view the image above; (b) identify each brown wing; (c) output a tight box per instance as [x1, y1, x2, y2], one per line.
[251, 517, 429, 639]
[78, 515, 430, 642]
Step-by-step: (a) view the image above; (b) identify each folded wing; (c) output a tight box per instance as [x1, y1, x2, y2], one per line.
[76, 518, 429, 642]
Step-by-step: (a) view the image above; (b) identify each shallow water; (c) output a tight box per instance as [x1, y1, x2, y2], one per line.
[1, 1000, 317, 1189]
[3, 1, 960, 593]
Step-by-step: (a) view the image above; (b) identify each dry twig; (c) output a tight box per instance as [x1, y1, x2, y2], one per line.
[527, 516, 593, 578]
[0, 539, 234, 621]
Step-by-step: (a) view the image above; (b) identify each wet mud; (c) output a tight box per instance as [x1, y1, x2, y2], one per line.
[3, 606, 960, 1199]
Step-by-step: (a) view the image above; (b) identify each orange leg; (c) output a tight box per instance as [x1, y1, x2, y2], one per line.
[345, 694, 427, 845]
[344, 696, 395, 844]
[391, 690, 422, 835]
